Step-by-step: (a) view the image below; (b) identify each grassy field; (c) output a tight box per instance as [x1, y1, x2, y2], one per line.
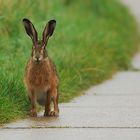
[0, 0, 139, 124]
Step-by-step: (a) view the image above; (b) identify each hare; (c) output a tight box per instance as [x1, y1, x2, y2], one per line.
[23, 18, 59, 117]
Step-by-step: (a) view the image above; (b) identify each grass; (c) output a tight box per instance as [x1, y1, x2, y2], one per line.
[0, 0, 139, 124]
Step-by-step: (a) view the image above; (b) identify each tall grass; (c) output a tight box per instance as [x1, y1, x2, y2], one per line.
[0, 0, 139, 124]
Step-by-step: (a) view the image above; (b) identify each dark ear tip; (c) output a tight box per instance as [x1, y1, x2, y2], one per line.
[49, 19, 56, 25]
[22, 18, 30, 23]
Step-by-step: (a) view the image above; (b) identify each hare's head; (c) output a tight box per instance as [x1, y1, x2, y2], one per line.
[23, 18, 56, 63]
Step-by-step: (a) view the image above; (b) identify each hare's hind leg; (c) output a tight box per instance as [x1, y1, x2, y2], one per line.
[29, 89, 37, 117]
[49, 88, 59, 116]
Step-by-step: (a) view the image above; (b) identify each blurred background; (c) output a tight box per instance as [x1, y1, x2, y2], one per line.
[0, 0, 139, 124]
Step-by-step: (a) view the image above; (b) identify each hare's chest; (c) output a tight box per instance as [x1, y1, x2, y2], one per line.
[28, 66, 50, 87]
[34, 75, 49, 86]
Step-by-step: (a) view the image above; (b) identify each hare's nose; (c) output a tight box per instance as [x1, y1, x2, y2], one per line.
[36, 58, 39, 62]
[35, 57, 39, 62]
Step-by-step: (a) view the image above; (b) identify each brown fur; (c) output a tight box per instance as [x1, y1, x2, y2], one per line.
[23, 18, 59, 117]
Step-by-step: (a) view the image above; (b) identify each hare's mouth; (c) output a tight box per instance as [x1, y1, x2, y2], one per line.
[36, 59, 40, 63]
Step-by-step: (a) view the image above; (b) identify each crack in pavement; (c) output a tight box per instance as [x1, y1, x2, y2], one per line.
[2, 126, 140, 130]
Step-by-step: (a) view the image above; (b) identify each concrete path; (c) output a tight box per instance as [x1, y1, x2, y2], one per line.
[1, 0, 140, 140]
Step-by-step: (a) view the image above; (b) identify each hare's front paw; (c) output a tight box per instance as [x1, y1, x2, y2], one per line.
[49, 110, 59, 117]
[30, 110, 37, 117]
[44, 110, 59, 117]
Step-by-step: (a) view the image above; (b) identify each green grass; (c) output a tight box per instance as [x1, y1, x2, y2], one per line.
[0, 0, 139, 124]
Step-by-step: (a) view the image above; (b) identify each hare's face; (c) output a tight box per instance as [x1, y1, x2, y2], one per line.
[32, 42, 47, 63]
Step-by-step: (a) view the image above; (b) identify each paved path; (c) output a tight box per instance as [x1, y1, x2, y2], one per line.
[1, 0, 140, 140]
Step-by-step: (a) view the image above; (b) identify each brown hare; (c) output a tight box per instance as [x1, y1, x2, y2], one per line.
[23, 18, 59, 117]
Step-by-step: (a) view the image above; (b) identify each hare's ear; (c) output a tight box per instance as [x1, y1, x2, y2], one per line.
[42, 19, 56, 45]
[23, 18, 38, 44]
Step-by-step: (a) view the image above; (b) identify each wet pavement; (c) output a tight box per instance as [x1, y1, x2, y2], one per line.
[1, 0, 140, 139]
